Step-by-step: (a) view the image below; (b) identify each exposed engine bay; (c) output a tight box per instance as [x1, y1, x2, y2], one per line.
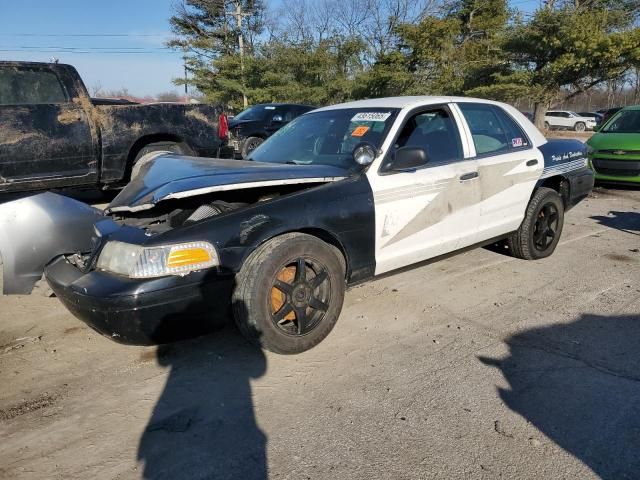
[109, 183, 323, 233]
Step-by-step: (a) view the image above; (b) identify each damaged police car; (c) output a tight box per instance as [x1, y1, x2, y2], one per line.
[0, 97, 594, 354]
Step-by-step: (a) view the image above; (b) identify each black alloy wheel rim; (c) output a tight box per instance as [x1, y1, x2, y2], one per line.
[533, 203, 559, 252]
[269, 257, 331, 336]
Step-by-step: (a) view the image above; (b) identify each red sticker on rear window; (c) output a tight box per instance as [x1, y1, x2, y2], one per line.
[512, 138, 523, 147]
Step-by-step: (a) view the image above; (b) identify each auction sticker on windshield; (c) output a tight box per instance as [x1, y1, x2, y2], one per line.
[351, 112, 392, 122]
[351, 126, 370, 137]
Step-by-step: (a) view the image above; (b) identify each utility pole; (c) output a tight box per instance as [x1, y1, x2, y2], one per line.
[227, 1, 250, 108]
[183, 54, 188, 96]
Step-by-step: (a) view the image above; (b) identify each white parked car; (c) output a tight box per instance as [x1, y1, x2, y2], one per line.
[544, 110, 597, 132]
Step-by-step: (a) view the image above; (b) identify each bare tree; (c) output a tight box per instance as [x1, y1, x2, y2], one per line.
[273, 0, 439, 63]
[156, 91, 183, 102]
[89, 81, 103, 97]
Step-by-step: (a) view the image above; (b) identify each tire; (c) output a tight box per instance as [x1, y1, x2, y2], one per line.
[544, 121, 550, 130]
[241, 136, 264, 159]
[232, 233, 346, 354]
[130, 142, 190, 179]
[574, 122, 586, 132]
[507, 187, 564, 260]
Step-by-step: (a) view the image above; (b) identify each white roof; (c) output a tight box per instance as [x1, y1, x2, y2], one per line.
[314, 95, 508, 112]
[313, 96, 547, 147]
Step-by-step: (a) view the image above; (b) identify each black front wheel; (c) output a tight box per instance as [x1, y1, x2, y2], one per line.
[232, 233, 346, 354]
[508, 187, 565, 260]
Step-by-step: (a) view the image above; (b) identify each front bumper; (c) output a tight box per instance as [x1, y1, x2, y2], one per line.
[590, 157, 640, 184]
[45, 256, 234, 345]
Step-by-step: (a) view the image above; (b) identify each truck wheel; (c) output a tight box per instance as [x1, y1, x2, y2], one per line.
[131, 142, 190, 179]
[232, 233, 346, 354]
[544, 121, 550, 130]
[241, 137, 264, 159]
[574, 122, 586, 132]
[508, 187, 564, 260]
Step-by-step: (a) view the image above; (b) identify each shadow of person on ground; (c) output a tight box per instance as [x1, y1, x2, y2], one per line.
[137, 304, 268, 480]
[480, 313, 640, 479]
[591, 211, 640, 235]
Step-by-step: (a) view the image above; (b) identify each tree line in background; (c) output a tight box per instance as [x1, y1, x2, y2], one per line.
[168, 0, 640, 128]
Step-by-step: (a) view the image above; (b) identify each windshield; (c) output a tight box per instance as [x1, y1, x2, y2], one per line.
[249, 108, 399, 171]
[232, 104, 275, 122]
[602, 110, 640, 133]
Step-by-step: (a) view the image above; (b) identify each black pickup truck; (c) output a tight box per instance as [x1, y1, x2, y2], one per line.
[0, 61, 224, 193]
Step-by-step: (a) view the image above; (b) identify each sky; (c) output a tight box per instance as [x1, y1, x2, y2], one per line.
[0, 0, 540, 97]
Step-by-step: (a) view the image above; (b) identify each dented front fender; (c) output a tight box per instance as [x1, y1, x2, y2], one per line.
[0, 192, 102, 294]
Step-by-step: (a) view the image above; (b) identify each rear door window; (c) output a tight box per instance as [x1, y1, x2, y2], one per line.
[458, 103, 529, 156]
[0, 67, 67, 105]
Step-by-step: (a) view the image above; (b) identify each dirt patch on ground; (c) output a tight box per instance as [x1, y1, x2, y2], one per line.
[1, 335, 42, 354]
[605, 253, 636, 262]
[546, 130, 594, 140]
[0, 392, 60, 421]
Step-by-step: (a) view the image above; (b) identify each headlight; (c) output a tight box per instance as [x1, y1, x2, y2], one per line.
[96, 241, 219, 278]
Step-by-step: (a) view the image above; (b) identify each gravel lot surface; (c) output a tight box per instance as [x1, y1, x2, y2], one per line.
[0, 185, 638, 480]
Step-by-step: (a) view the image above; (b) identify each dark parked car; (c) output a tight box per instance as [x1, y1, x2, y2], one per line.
[0, 61, 224, 194]
[577, 111, 601, 122]
[596, 107, 622, 125]
[520, 111, 534, 122]
[228, 103, 315, 158]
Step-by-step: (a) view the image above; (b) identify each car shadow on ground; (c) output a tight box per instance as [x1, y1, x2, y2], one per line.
[137, 301, 268, 480]
[591, 211, 640, 235]
[480, 313, 640, 479]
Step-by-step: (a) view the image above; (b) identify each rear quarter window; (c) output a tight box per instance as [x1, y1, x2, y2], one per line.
[0, 67, 67, 105]
[459, 103, 530, 156]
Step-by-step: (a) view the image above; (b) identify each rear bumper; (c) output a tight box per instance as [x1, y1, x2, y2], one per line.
[45, 256, 234, 345]
[566, 167, 595, 209]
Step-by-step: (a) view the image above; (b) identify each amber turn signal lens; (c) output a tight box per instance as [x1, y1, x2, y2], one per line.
[167, 247, 212, 268]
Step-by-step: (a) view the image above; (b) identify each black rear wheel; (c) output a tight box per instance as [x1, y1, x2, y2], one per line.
[241, 136, 264, 159]
[130, 141, 191, 180]
[233, 233, 345, 354]
[508, 187, 565, 260]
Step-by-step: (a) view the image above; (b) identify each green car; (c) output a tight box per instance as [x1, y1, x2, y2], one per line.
[587, 106, 640, 184]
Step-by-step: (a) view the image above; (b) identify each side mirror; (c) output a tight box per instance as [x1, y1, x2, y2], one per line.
[390, 146, 429, 171]
[272, 115, 284, 123]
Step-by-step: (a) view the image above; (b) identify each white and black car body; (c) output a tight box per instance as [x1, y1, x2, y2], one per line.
[0, 96, 594, 353]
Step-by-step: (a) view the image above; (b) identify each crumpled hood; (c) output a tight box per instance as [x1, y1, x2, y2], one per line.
[107, 154, 348, 213]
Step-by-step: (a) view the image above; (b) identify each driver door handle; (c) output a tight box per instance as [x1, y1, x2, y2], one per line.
[459, 171, 479, 181]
